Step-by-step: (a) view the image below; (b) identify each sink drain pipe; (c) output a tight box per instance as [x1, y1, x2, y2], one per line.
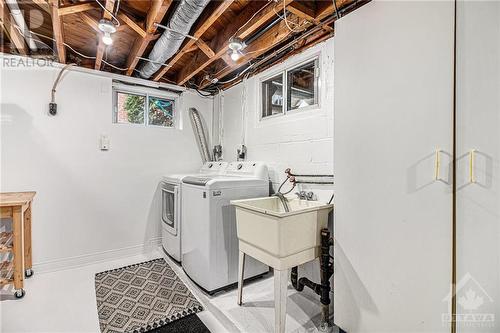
[291, 229, 334, 331]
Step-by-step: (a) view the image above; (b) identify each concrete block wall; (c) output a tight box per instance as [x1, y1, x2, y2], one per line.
[216, 38, 334, 202]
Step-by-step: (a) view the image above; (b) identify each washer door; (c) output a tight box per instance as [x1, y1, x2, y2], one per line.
[161, 183, 178, 236]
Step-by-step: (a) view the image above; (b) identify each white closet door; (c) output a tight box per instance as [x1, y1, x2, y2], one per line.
[333, 1, 454, 332]
[456, 2, 500, 332]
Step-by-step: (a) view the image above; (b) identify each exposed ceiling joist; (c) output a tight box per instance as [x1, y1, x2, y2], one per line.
[151, 0, 236, 81]
[94, 0, 115, 70]
[118, 12, 146, 38]
[175, 0, 295, 86]
[49, 0, 66, 63]
[124, 0, 173, 76]
[0, 0, 28, 55]
[200, 15, 306, 89]
[80, 12, 99, 33]
[196, 0, 341, 89]
[58, 2, 98, 16]
[196, 38, 215, 58]
[32, 0, 51, 14]
[287, 2, 316, 22]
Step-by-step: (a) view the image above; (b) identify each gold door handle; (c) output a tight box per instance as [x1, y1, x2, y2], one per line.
[469, 149, 476, 183]
[434, 149, 441, 181]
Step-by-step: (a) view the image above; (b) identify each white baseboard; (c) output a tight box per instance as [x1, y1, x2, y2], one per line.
[33, 237, 163, 274]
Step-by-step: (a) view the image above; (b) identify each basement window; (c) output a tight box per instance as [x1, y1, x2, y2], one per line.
[261, 74, 284, 118]
[113, 88, 177, 128]
[261, 58, 319, 119]
[148, 96, 175, 127]
[115, 91, 146, 124]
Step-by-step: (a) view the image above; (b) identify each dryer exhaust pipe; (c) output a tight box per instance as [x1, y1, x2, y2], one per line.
[189, 107, 213, 163]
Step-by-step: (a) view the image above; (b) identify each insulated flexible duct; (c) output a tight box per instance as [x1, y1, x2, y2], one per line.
[189, 108, 213, 163]
[138, 0, 210, 78]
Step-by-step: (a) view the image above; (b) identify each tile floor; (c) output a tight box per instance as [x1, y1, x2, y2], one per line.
[1, 250, 331, 333]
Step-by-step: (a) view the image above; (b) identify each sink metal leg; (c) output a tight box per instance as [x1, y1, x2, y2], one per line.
[237, 251, 246, 306]
[274, 269, 288, 333]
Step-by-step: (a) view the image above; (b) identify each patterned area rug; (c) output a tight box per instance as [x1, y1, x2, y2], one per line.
[95, 258, 203, 333]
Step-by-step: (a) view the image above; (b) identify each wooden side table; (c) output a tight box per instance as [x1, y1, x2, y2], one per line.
[0, 191, 36, 298]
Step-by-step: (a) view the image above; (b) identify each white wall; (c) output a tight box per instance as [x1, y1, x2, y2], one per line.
[0, 58, 213, 271]
[215, 39, 334, 282]
[216, 39, 334, 199]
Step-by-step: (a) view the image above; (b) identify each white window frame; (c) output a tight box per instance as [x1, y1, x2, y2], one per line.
[259, 55, 320, 121]
[112, 83, 180, 129]
[260, 72, 286, 120]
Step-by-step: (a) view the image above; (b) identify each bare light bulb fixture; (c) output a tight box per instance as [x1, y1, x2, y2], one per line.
[230, 49, 242, 61]
[228, 37, 245, 62]
[102, 32, 113, 45]
[98, 19, 116, 46]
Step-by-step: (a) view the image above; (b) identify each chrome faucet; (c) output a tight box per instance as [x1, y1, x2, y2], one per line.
[295, 191, 315, 201]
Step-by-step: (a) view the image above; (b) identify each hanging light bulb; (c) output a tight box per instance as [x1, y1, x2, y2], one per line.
[230, 49, 241, 61]
[98, 19, 116, 46]
[228, 37, 245, 62]
[102, 32, 113, 45]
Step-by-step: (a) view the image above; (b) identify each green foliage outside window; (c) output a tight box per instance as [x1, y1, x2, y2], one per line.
[124, 95, 145, 124]
[149, 97, 174, 127]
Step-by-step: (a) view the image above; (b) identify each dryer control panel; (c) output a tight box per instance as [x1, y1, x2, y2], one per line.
[224, 162, 268, 180]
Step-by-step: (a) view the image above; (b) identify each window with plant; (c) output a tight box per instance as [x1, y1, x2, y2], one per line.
[113, 90, 176, 128]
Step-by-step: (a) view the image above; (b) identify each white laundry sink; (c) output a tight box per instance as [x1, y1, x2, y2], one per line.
[231, 196, 333, 270]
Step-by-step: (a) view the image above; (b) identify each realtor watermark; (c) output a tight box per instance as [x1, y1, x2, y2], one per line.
[442, 273, 495, 328]
[1, 57, 55, 68]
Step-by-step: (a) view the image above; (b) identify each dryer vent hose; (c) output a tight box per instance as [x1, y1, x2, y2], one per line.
[189, 107, 213, 163]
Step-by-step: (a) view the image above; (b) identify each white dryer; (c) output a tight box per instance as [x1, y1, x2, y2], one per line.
[181, 162, 270, 294]
[161, 162, 227, 262]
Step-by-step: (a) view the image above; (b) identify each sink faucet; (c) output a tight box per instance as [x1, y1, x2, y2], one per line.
[295, 191, 315, 201]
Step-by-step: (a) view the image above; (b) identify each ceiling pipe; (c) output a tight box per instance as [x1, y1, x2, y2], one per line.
[138, 0, 211, 79]
[5, 0, 42, 51]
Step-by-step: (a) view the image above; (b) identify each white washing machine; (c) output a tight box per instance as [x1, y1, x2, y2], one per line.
[181, 162, 270, 294]
[161, 162, 228, 262]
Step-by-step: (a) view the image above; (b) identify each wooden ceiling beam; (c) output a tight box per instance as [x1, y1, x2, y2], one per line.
[196, 38, 215, 58]
[174, 0, 295, 86]
[200, 15, 306, 89]
[287, 1, 316, 22]
[151, 0, 236, 81]
[0, 0, 28, 55]
[315, 0, 348, 22]
[118, 12, 146, 38]
[94, 0, 115, 70]
[58, 2, 98, 16]
[80, 12, 99, 32]
[49, 0, 66, 63]
[31, 0, 51, 14]
[124, 0, 173, 76]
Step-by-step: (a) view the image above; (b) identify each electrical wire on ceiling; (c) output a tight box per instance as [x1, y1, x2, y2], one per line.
[94, 0, 120, 26]
[229, 0, 274, 40]
[13, 25, 129, 71]
[204, 12, 338, 91]
[281, 0, 308, 32]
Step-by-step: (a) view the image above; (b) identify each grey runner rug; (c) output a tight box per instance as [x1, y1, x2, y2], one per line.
[95, 258, 203, 333]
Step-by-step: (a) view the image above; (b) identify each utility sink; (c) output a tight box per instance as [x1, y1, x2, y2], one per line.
[231, 196, 333, 270]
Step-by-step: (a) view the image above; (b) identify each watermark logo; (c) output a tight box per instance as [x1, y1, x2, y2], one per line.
[1, 57, 55, 68]
[442, 273, 495, 328]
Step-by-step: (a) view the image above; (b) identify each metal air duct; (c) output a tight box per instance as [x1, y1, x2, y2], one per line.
[138, 0, 210, 79]
[189, 107, 213, 163]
